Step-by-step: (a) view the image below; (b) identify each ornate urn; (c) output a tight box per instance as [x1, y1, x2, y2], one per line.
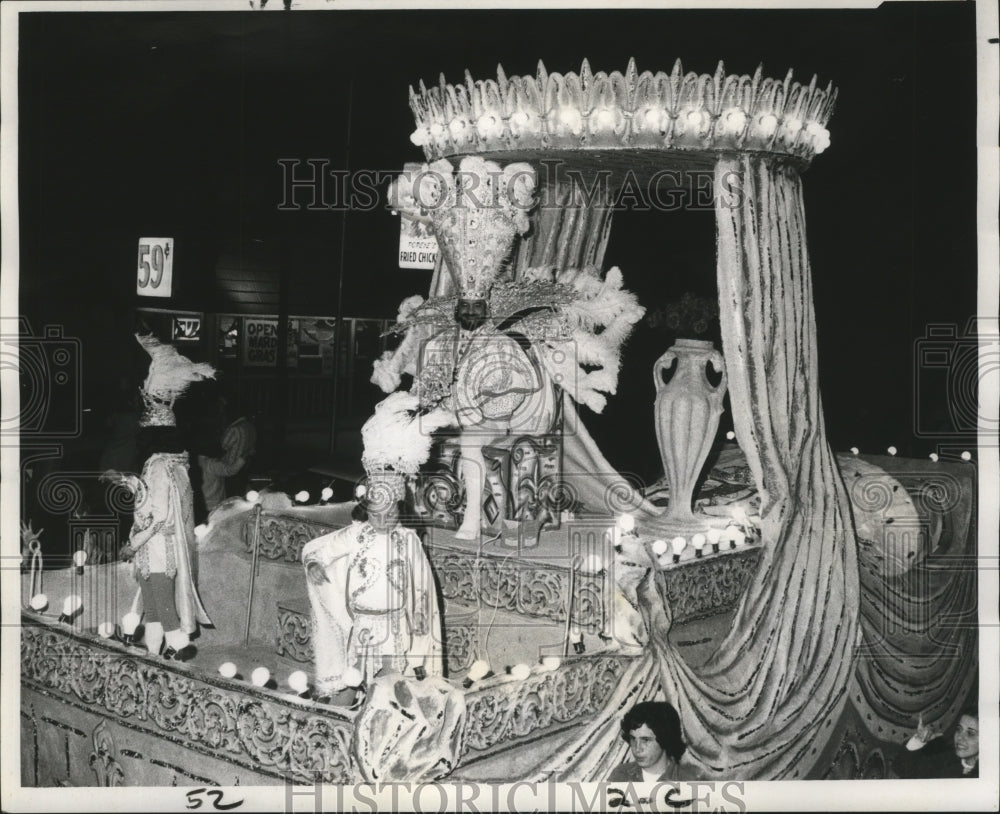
[653, 339, 728, 532]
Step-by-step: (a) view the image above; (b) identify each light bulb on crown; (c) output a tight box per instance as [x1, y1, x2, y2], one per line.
[294, 490, 310, 504]
[320, 487, 334, 502]
[251, 667, 271, 688]
[692, 533, 707, 558]
[755, 113, 778, 137]
[245, 490, 260, 503]
[670, 536, 686, 563]
[509, 663, 531, 681]
[651, 539, 668, 557]
[30, 593, 48, 612]
[722, 107, 747, 135]
[73, 549, 87, 575]
[219, 662, 238, 679]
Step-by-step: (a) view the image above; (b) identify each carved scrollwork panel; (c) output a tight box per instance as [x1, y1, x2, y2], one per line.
[277, 606, 314, 663]
[21, 621, 357, 784]
[662, 550, 761, 623]
[243, 513, 340, 563]
[462, 656, 627, 755]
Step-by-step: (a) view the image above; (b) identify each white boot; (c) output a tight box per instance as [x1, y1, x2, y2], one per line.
[144, 621, 164, 656]
[455, 445, 485, 540]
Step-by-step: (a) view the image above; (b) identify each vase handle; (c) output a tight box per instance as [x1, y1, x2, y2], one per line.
[652, 350, 678, 393]
[706, 349, 728, 393]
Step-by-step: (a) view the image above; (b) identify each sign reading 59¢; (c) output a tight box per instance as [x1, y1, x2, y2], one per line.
[136, 237, 174, 297]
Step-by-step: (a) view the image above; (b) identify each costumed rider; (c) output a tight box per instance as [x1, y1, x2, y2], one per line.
[302, 391, 452, 699]
[106, 334, 215, 660]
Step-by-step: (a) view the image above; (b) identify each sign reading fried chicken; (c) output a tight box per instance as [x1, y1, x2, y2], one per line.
[395, 162, 438, 270]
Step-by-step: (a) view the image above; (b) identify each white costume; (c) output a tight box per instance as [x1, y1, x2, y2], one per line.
[303, 520, 443, 693]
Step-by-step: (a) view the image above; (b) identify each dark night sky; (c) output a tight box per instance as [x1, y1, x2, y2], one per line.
[15, 3, 980, 477]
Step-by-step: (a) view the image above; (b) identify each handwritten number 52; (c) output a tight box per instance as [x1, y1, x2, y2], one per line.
[186, 788, 243, 810]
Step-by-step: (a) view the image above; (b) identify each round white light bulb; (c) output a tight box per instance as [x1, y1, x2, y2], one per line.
[961, 451, 972, 461]
[219, 662, 238, 679]
[342, 667, 364, 688]
[510, 663, 531, 681]
[540, 656, 561, 672]
[887, 446, 897, 456]
[194, 524, 209, 540]
[670, 536, 687, 556]
[618, 513, 636, 533]
[294, 490, 310, 503]
[288, 670, 309, 694]
[467, 660, 491, 681]
[850, 447, 859, 455]
[320, 487, 334, 502]
[706, 528, 722, 545]
[692, 533, 707, 550]
[651, 539, 668, 556]
[62, 594, 82, 615]
[97, 622, 115, 638]
[929, 453, 939, 462]
[245, 490, 260, 503]
[73, 550, 88, 567]
[251, 667, 271, 687]
[30, 593, 48, 612]
[581, 554, 604, 574]
[726, 431, 736, 441]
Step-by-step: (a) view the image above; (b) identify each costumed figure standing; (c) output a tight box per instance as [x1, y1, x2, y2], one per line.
[303, 391, 451, 696]
[105, 334, 215, 659]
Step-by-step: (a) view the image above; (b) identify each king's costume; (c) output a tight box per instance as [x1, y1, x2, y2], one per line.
[302, 520, 443, 693]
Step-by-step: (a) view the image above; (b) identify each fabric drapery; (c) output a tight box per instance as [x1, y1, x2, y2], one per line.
[849, 455, 978, 741]
[635, 154, 860, 779]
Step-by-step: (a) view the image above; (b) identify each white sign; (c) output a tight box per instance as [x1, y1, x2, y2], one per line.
[136, 237, 174, 298]
[398, 162, 438, 270]
[242, 318, 299, 367]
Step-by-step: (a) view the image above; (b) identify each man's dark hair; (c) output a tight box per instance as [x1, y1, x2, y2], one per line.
[620, 701, 686, 762]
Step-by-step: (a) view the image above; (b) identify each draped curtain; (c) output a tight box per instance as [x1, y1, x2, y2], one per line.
[849, 455, 978, 741]
[636, 154, 861, 779]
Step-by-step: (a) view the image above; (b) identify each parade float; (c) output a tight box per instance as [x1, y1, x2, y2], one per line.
[20, 59, 978, 786]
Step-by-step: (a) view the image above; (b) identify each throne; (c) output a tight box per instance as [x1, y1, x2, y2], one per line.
[413, 388, 565, 533]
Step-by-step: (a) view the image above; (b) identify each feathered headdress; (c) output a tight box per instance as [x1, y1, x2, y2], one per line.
[361, 391, 455, 477]
[135, 334, 216, 426]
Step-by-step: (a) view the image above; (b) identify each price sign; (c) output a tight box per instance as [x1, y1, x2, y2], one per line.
[137, 237, 174, 298]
